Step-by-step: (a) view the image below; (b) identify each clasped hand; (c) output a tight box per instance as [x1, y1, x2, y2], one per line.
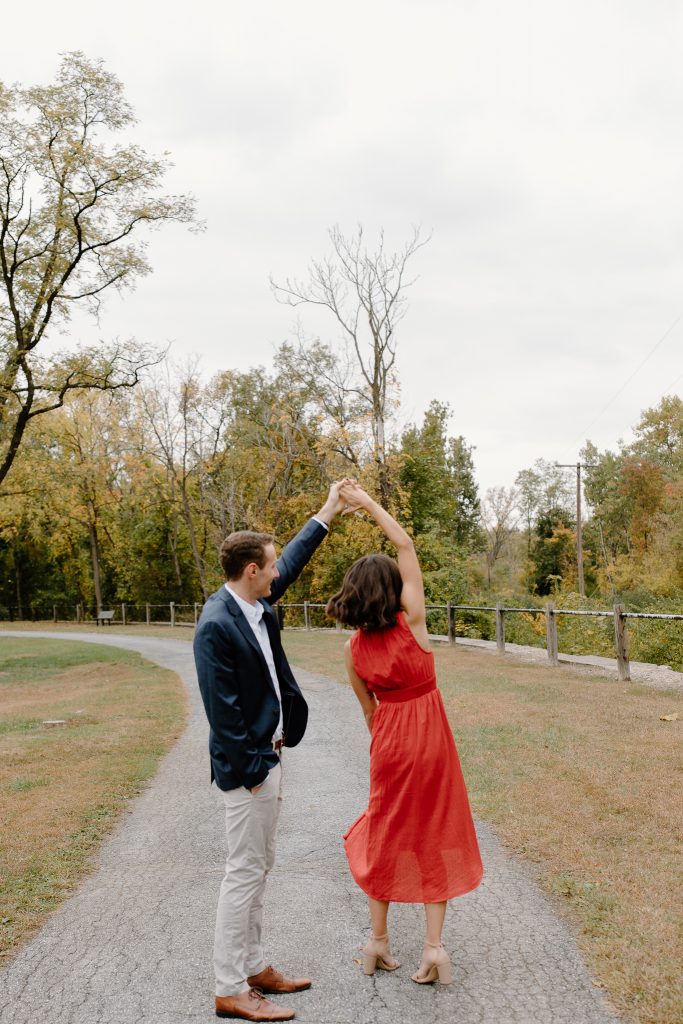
[338, 478, 371, 515]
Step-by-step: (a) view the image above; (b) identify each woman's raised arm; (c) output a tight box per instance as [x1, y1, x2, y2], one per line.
[339, 481, 428, 641]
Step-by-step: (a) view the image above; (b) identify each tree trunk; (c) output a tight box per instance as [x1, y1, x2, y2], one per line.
[168, 486, 183, 589]
[373, 402, 390, 508]
[87, 516, 103, 613]
[14, 551, 24, 620]
[229, 467, 236, 533]
[180, 484, 207, 601]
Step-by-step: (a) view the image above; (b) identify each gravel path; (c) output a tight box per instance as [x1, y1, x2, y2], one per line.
[0, 631, 621, 1024]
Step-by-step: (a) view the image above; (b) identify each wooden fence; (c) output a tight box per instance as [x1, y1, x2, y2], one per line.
[275, 600, 683, 683]
[6, 598, 683, 684]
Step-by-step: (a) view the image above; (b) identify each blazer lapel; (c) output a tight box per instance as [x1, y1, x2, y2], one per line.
[262, 603, 280, 649]
[220, 589, 277, 695]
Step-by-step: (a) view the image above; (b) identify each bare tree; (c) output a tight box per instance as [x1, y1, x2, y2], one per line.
[137, 360, 218, 601]
[0, 52, 197, 488]
[274, 336, 366, 469]
[271, 225, 428, 506]
[514, 459, 575, 554]
[482, 486, 519, 588]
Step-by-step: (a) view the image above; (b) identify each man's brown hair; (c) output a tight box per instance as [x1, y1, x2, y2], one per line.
[219, 531, 275, 580]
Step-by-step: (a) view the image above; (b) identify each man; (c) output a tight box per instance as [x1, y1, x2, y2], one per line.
[193, 483, 345, 1022]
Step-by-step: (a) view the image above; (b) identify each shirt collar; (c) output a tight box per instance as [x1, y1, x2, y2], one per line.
[225, 584, 264, 625]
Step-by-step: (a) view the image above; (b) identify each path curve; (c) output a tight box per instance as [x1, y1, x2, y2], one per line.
[0, 631, 620, 1024]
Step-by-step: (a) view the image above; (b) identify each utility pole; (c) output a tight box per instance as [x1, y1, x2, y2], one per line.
[556, 462, 586, 597]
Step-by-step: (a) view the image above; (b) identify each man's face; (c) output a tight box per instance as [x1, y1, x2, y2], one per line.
[251, 543, 279, 598]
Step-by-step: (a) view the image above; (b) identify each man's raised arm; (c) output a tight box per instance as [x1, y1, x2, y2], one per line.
[268, 481, 346, 604]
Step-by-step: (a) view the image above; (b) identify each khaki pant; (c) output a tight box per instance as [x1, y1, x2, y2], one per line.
[214, 762, 282, 996]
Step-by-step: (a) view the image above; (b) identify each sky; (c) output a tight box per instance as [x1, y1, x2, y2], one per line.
[3, 0, 683, 495]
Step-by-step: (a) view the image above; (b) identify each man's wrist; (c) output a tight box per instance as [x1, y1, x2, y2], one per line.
[314, 504, 335, 527]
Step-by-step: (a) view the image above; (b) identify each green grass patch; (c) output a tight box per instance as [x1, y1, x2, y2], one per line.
[0, 637, 186, 966]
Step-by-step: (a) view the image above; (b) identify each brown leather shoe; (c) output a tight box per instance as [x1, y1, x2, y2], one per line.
[215, 988, 295, 1020]
[246, 965, 312, 994]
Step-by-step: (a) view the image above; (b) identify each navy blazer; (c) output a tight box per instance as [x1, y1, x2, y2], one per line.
[193, 517, 328, 791]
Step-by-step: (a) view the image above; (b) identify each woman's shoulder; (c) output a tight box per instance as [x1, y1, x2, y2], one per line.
[396, 609, 432, 654]
[347, 629, 362, 652]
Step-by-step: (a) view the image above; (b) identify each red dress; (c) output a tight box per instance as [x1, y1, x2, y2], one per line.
[344, 612, 483, 903]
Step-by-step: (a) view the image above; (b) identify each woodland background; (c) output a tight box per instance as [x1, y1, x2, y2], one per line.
[3, 55, 683, 667]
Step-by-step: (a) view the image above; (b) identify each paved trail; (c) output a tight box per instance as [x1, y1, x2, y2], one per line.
[0, 631, 621, 1024]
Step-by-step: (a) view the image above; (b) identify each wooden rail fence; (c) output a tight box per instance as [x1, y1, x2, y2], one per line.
[7, 599, 683, 684]
[275, 600, 683, 683]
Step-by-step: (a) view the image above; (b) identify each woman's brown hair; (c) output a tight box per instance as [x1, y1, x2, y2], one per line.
[326, 554, 403, 631]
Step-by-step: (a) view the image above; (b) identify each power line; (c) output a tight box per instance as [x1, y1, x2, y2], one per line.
[561, 309, 683, 458]
[656, 365, 683, 398]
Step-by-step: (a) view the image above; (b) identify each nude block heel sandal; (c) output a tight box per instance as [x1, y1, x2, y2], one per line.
[411, 942, 453, 985]
[361, 934, 400, 976]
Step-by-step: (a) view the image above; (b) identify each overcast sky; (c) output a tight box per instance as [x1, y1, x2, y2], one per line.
[4, 0, 683, 495]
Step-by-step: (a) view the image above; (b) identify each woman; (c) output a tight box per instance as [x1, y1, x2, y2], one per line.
[326, 481, 483, 985]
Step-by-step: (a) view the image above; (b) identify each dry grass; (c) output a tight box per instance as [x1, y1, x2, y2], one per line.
[282, 631, 683, 1024]
[0, 638, 186, 964]
[4, 623, 681, 1023]
[1, 620, 194, 641]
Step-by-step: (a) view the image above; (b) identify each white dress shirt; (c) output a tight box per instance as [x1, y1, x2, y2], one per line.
[225, 584, 284, 741]
[224, 517, 329, 743]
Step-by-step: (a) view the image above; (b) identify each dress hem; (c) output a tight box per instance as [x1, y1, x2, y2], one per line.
[345, 858, 484, 904]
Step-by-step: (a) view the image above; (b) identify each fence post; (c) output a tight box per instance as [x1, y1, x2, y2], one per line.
[613, 604, 631, 681]
[304, 600, 311, 631]
[146, 602, 151, 625]
[495, 603, 505, 654]
[545, 601, 559, 665]
[170, 601, 176, 628]
[277, 604, 284, 630]
[76, 603, 82, 623]
[121, 602, 127, 626]
[53, 604, 57, 624]
[447, 601, 456, 645]
[194, 602, 199, 626]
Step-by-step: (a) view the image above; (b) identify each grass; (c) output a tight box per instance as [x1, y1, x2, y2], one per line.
[282, 631, 683, 1024]
[0, 637, 186, 965]
[0, 620, 195, 641]
[3, 622, 681, 1023]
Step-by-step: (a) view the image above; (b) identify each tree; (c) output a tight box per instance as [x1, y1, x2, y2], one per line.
[0, 52, 196, 488]
[514, 458, 575, 557]
[448, 435, 482, 548]
[482, 486, 519, 588]
[514, 466, 542, 553]
[399, 400, 481, 549]
[54, 392, 126, 612]
[0, 388, 128, 614]
[137, 361, 222, 601]
[273, 339, 366, 470]
[528, 507, 577, 595]
[271, 225, 428, 505]
[619, 457, 666, 555]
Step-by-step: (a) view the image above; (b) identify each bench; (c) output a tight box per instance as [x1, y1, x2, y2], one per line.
[96, 610, 115, 626]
